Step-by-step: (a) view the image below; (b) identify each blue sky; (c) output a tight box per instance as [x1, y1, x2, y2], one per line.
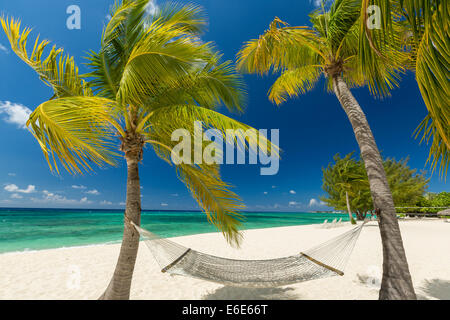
[0, 0, 447, 211]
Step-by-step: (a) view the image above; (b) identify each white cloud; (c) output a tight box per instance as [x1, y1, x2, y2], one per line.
[119, 202, 126, 206]
[4, 184, 36, 194]
[85, 189, 100, 195]
[100, 200, 113, 205]
[0, 43, 8, 54]
[11, 193, 23, 199]
[309, 198, 319, 207]
[161, 203, 168, 207]
[263, 191, 268, 195]
[146, 0, 159, 15]
[272, 185, 276, 189]
[289, 201, 300, 206]
[289, 190, 296, 194]
[32, 190, 92, 205]
[80, 197, 89, 203]
[8, 173, 16, 177]
[308, 198, 326, 207]
[171, 193, 179, 197]
[311, 0, 323, 7]
[0, 101, 32, 129]
[72, 185, 86, 190]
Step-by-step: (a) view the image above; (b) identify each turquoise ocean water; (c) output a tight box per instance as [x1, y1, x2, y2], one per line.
[0, 208, 349, 254]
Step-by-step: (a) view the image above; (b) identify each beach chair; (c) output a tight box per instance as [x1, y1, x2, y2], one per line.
[321, 219, 328, 228]
[337, 218, 342, 226]
[329, 218, 337, 228]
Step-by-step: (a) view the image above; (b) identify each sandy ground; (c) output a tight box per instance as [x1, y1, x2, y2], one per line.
[0, 219, 449, 300]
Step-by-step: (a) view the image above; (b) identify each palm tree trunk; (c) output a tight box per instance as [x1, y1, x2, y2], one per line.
[100, 136, 143, 300]
[332, 75, 416, 300]
[345, 191, 355, 224]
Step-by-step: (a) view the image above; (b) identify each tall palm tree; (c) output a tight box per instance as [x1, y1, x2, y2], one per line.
[358, 0, 449, 178]
[333, 154, 367, 223]
[237, 0, 416, 299]
[1, 1, 274, 300]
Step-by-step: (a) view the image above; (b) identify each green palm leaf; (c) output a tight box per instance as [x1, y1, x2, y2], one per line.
[1, 17, 91, 98]
[27, 97, 120, 174]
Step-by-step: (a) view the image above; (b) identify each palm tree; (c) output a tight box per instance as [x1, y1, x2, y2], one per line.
[334, 154, 366, 223]
[1, 1, 274, 300]
[358, 0, 449, 178]
[237, 0, 416, 299]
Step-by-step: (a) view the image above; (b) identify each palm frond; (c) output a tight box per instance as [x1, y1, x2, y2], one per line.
[1, 16, 91, 98]
[27, 97, 120, 174]
[236, 17, 324, 74]
[131, 52, 246, 113]
[116, 26, 213, 106]
[151, 2, 207, 35]
[140, 105, 279, 158]
[268, 65, 321, 104]
[327, 0, 361, 53]
[177, 164, 244, 246]
[413, 18, 450, 178]
[84, 0, 150, 99]
[361, 0, 449, 176]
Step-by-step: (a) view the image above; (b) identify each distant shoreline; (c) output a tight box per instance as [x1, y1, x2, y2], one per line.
[0, 207, 342, 214]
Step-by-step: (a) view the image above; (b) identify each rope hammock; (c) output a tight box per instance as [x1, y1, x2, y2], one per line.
[131, 222, 365, 288]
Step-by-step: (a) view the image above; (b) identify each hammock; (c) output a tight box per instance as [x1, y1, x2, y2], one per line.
[132, 222, 365, 288]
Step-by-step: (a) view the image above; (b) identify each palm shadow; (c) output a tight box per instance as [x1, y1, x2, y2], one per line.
[419, 279, 450, 300]
[202, 286, 299, 300]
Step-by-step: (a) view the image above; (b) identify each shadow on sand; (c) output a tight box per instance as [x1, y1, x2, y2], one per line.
[202, 286, 299, 300]
[419, 279, 450, 300]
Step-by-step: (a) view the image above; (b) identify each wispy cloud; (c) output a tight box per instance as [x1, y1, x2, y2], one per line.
[100, 200, 113, 205]
[289, 201, 301, 206]
[0, 101, 32, 129]
[263, 191, 268, 195]
[289, 190, 296, 194]
[72, 185, 86, 190]
[8, 173, 16, 177]
[4, 184, 36, 194]
[11, 193, 23, 199]
[31, 190, 91, 205]
[0, 43, 8, 54]
[161, 202, 168, 207]
[146, 0, 159, 16]
[85, 189, 100, 195]
[311, 0, 323, 8]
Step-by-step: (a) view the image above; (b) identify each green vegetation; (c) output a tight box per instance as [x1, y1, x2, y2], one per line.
[396, 192, 450, 213]
[321, 153, 429, 219]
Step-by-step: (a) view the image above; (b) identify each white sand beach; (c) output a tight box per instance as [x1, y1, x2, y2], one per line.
[1, 220, 449, 300]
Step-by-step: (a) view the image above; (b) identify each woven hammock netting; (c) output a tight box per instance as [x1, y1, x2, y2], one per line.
[133, 223, 364, 288]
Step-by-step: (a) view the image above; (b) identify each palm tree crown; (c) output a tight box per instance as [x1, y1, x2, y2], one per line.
[237, 0, 404, 104]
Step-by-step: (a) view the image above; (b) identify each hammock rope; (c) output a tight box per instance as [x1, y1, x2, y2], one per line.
[131, 221, 365, 288]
